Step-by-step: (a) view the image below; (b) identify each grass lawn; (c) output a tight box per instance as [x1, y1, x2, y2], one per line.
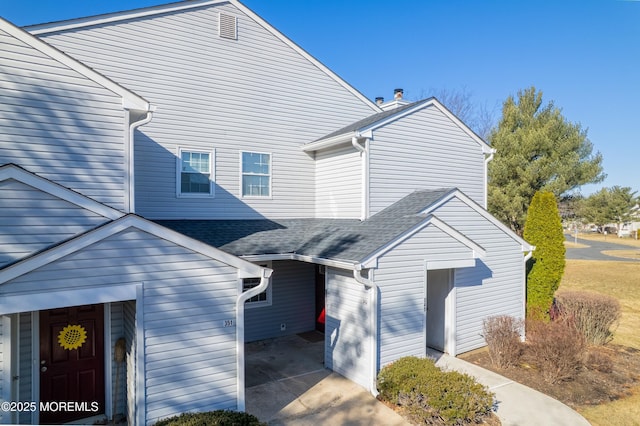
[576, 232, 640, 248]
[559, 259, 640, 425]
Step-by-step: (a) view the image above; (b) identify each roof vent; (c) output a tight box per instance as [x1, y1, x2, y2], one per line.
[394, 88, 404, 100]
[219, 13, 237, 40]
[375, 96, 384, 105]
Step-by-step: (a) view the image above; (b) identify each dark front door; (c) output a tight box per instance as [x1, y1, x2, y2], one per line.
[39, 304, 105, 424]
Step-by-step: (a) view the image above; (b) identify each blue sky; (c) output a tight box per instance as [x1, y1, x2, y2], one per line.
[2, 0, 638, 195]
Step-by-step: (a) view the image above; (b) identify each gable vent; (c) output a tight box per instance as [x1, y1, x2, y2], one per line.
[219, 12, 237, 40]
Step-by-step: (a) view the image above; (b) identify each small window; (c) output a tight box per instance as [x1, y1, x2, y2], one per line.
[242, 262, 271, 308]
[177, 148, 214, 197]
[241, 151, 271, 197]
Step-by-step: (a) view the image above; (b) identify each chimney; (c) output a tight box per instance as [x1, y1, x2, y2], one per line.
[375, 96, 384, 105]
[394, 88, 403, 100]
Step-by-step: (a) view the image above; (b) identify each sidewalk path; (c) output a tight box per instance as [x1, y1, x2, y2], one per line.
[429, 349, 591, 426]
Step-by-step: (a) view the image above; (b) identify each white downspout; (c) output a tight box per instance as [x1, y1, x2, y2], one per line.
[352, 136, 370, 221]
[353, 267, 378, 396]
[483, 149, 495, 209]
[236, 268, 273, 412]
[127, 109, 154, 213]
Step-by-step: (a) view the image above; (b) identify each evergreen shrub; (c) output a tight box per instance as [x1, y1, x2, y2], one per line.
[377, 356, 494, 425]
[153, 410, 266, 426]
[523, 191, 566, 320]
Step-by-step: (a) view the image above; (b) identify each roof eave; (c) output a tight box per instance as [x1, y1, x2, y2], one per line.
[302, 132, 356, 152]
[0, 17, 151, 112]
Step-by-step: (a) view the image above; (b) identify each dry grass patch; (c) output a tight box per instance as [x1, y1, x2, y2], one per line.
[577, 233, 640, 248]
[564, 240, 590, 248]
[560, 260, 640, 350]
[601, 249, 640, 261]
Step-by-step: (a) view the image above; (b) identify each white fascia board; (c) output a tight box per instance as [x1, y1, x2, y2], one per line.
[0, 164, 124, 220]
[26, 0, 379, 114]
[302, 132, 354, 152]
[421, 189, 535, 252]
[0, 18, 150, 112]
[303, 130, 372, 153]
[241, 253, 356, 271]
[0, 215, 265, 285]
[359, 215, 485, 269]
[0, 284, 137, 316]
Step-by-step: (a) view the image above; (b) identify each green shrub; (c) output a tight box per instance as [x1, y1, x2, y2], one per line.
[153, 410, 266, 426]
[523, 191, 566, 321]
[526, 318, 585, 383]
[555, 291, 621, 345]
[377, 356, 494, 425]
[482, 315, 524, 368]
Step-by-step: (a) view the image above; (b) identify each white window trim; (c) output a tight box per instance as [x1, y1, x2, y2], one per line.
[239, 151, 272, 199]
[241, 261, 272, 308]
[176, 147, 215, 198]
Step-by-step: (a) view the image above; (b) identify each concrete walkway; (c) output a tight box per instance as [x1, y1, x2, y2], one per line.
[429, 349, 591, 426]
[245, 333, 591, 426]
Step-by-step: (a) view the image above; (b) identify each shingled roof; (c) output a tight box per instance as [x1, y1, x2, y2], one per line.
[157, 188, 460, 264]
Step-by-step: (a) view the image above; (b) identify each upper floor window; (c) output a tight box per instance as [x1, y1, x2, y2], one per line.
[177, 148, 214, 197]
[241, 151, 271, 197]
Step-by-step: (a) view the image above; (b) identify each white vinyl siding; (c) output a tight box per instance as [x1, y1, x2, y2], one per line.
[431, 197, 526, 354]
[324, 267, 371, 389]
[0, 228, 242, 424]
[37, 4, 376, 219]
[315, 143, 362, 218]
[0, 178, 111, 268]
[368, 104, 485, 215]
[244, 261, 315, 342]
[375, 224, 474, 366]
[0, 29, 128, 211]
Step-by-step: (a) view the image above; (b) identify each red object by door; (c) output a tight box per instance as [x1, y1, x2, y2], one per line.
[39, 304, 105, 424]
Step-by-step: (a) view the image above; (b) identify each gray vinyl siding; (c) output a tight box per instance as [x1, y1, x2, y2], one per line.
[123, 301, 136, 425]
[0, 179, 111, 268]
[314, 144, 362, 219]
[244, 261, 315, 342]
[110, 303, 126, 420]
[325, 267, 371, 389]
[433, 197, 525, 354]
[1, 228, 242, 423]
[374, 227, 445, 366]
[368, 105, 485, 215]
[0, 29, 127, 211]
[18, 313, 31, 425]
[38, 4, 376, 220]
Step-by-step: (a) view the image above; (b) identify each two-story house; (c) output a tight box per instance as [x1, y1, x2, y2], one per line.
[0, 0, 533, 424]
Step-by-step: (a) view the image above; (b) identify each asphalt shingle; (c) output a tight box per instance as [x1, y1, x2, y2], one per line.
[157, 188, 456, 264]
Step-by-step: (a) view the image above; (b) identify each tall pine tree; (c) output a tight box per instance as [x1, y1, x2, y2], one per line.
[488, 87, 604, 235]
[523, 191, 566, 320]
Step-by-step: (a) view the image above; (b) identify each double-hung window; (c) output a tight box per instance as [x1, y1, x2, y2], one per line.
[177, 148, 214, 196]
[241, 151, 271, 197]
[242, 262, 272, 308]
